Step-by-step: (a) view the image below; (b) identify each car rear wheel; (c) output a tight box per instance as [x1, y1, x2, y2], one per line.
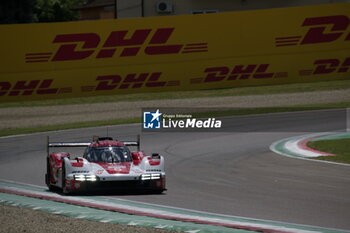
[61, 159, 69, 194]
[155, 189, 165, 194]
[46, 157, 55, 191]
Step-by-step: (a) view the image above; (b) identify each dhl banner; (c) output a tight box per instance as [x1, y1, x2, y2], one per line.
[0, 3, 349, 102]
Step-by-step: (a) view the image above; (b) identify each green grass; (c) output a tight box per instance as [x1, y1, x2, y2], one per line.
[308, 139, 350, 164]
[0, 118, 139, 137]
[1, 102, 349, 137]
[1, 79, 349, 137]
[191, 102, 350, 118]
[0, 79, 349, 108]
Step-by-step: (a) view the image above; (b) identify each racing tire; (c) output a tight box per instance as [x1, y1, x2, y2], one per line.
[46, 157, 55, 191]
[61, 158, 69, 195]
[155, 189, 165, 194]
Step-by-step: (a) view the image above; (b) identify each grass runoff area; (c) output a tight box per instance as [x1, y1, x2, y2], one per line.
[0, 79, 349, 138]
[2, 102, 349, 138]
[0, 79, 349, 108]
[308, 139, 350, 164]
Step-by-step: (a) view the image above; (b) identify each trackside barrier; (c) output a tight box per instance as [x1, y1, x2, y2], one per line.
[0, 3, 349, 102]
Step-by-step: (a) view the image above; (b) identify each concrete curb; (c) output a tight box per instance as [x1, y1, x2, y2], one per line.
[270, 132, 350, 166]
[1, 180, 346, 233]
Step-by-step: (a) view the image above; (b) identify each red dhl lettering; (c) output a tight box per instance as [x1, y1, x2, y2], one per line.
[299, 57, 350, 75]
[314, 58, 350, 74]
[275, 15, 350, 47]
[301, 15, 349, 44]
[0, 79, 58, 97]
[25, 28, 208, 63]
[0, 72, 180, 98]
[94, 72, 167, 91]
[200, 64, 282, 83]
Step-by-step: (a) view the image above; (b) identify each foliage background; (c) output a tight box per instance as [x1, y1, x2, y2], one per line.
[0, 0, 86, 24]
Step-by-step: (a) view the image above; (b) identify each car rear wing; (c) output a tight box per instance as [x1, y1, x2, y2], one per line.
[47, 135, 141, 156]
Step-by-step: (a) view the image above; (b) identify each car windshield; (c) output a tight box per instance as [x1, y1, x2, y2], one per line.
[85, 146, 132, 163]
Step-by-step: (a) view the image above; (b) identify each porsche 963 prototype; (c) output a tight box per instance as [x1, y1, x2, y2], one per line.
[45, 136, 166, 194]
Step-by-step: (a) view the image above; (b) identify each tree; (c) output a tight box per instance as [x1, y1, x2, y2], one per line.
[35, 0, 85, 22]
[0, 0, 36, 24]
[0, 0, 85, 24]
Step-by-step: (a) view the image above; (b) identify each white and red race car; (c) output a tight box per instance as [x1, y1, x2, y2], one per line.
[45, 136, 166, 194]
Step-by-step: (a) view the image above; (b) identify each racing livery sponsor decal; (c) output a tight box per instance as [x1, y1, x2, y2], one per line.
[94, 162, 131, 174]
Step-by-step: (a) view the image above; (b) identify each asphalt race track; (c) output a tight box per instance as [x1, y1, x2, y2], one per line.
[0, 109, 349, 230]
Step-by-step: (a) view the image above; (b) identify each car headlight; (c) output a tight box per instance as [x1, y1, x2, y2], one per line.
[73, 174, 97, 182]
[141, 173, 161, 180]
[74, 175, 85, 181]
[86, 175, 97, 181]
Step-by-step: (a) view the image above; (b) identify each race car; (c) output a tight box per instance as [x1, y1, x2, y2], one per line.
[45, 136, 166, 194]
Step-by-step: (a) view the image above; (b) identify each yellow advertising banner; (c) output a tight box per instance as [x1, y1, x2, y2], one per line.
[0, 3, 349, 102]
